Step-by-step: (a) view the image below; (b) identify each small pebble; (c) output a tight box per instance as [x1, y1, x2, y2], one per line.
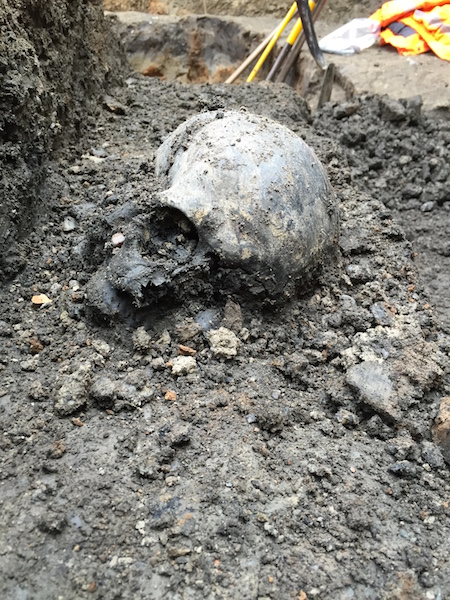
[389, 460, 417, 478]
[91, 339, 111, 358]
[112, 232, 125, 247]
[420, 201, 435, 212]
[62, 216, 76, 232]
[151, 357, 165, 370]
[178, 344, 196, 356]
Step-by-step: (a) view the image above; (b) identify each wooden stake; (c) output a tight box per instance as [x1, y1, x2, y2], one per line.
[225, 27, 279, 84]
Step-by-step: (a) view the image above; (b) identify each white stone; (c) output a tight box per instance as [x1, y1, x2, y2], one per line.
[92, 338, 111, 357]
[207, 327, 239, 359]
[171, 356, 197, 376]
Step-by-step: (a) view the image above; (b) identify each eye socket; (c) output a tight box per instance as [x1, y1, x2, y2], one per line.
[142, 207, 199, 262]
[153, 207, 198, 240]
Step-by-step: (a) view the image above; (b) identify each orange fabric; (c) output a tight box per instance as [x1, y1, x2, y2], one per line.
[379, 23, 430, 54]
[370, 0, 450, 60]
[410, 5, 450, 59]
[370, 0, 447, 28]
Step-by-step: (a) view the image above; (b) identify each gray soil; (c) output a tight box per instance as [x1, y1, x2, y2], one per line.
[1, 3, 450, 600]
[0, 0, 125, 279]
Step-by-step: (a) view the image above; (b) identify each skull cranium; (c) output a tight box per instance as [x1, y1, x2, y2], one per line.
[86, 110, 339, 318]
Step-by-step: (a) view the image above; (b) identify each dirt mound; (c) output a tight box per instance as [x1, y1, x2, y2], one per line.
[1, 75, 450, 599]
[314, 95, 450, 331]
[1, 3, 450, 600]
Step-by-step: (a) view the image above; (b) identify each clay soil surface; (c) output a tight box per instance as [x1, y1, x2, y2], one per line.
[1, 2, 450, 600]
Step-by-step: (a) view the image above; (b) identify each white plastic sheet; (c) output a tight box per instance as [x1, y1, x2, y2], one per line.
[319, 18, 381, 55]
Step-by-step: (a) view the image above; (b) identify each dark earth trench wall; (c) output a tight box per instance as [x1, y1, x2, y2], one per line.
[0, 0, 127, 280]
[1, 2, 450, 600]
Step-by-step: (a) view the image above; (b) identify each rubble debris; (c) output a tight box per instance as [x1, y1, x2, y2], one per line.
[346, 360, 401, 422]
[207, 327, 240, 359]
[171, 356, 197, 376]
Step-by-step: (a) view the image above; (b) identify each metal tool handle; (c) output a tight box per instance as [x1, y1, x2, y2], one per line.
[295, 0, 326, 70]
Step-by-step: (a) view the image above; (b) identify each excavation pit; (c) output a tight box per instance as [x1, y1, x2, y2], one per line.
[106, 11, 355, 105]
[1, 3, 450, 600]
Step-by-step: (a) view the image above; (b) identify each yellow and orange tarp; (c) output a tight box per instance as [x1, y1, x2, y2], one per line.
[370, 0, 450, 60]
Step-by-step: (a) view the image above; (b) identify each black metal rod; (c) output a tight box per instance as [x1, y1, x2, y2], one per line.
[295, 0, 326, 69]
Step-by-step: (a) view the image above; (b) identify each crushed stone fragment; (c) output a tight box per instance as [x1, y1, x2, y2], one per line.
[133, 327, 153, 353]
[92, 338, 111, 357]
[206, 327, 239, 359]
[346, 360, 400, 421]
[54, 363, 91, 415]
[171, 356, 197, 376]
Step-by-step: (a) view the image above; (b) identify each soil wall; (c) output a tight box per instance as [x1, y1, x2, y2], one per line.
[102, 0, 382, 21]
[0, 0, 126, 280]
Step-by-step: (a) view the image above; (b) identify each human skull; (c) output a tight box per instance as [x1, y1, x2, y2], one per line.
[86, 110, 339, 318]
[155, 109, 339, 297]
